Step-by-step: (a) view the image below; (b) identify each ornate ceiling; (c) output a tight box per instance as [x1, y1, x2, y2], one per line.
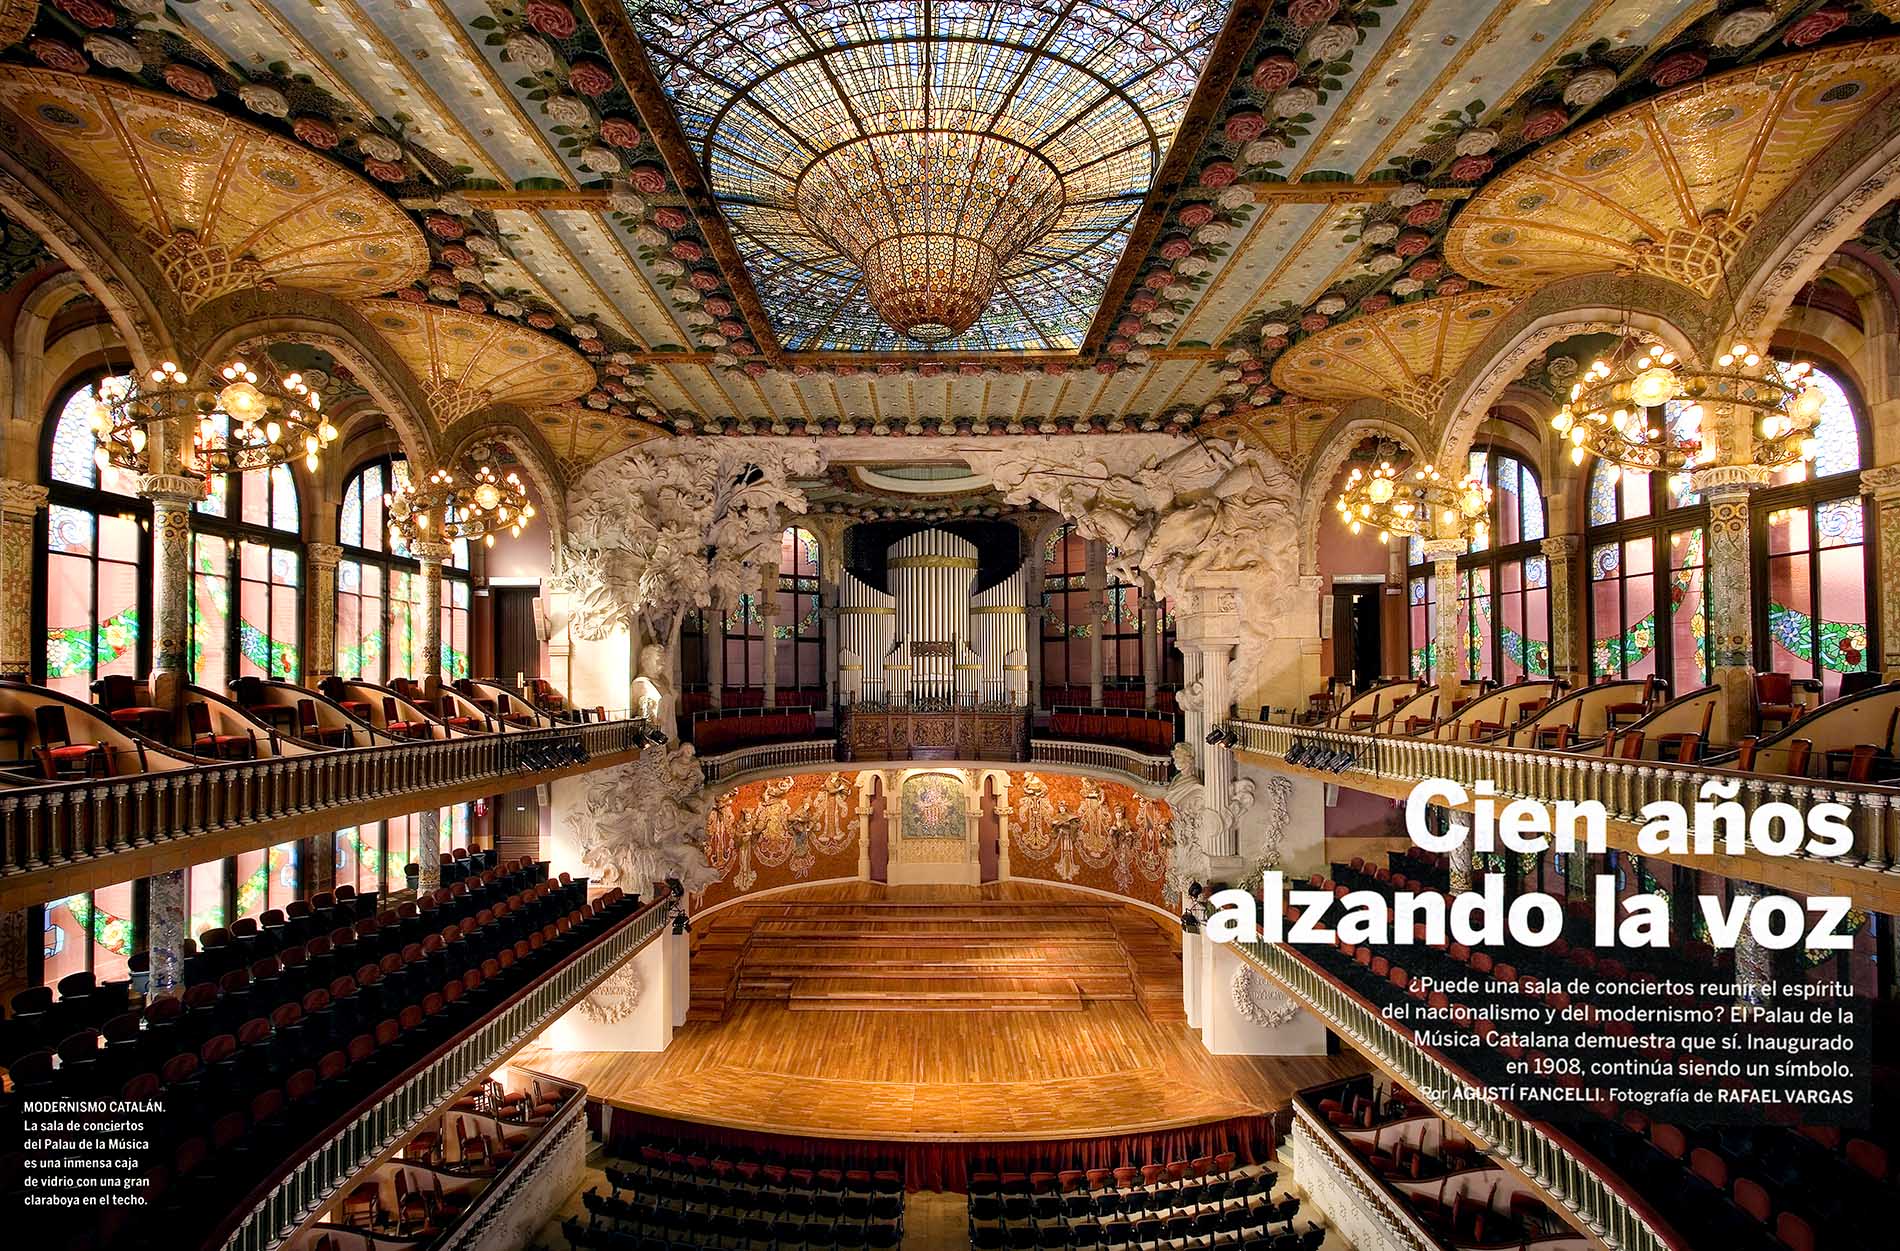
[2, 0, 1897, 472]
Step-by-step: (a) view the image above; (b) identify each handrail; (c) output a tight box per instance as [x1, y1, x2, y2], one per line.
[1223, 718, 1900, 873]
[215, 893, 672, 1251]
[1288, 1099, 1440, 1251]
[692, 736, 1173, 788]
[1030, 739, 1174, 786]
[1234, 937, 1688, 1251]
[0, 717, 653, 895]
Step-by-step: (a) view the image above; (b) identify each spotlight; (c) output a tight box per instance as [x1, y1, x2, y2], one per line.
[1205, 726, 1225, 745]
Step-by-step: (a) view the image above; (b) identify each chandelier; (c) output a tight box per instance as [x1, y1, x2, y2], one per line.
[389, 461, 536, 548]
[1334, 457, 1493, 547]
[1550, 337, 1825, 475]
[93, 356, 337, 476]
[795, 131, 1066, 342]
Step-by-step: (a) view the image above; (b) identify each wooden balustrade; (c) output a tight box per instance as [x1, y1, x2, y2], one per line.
[0, 717, 652, 904]
[1234, 938, 1687, 1251]
[1225, 719, 1900, 885]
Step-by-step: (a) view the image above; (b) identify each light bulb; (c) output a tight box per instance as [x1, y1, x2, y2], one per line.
[511, 524, 521, 537]
[1349, 520, 1361, 535]
[474, 482, 501, 511]
[1377, 531, 1389, 544]
[1629, 366, 1676, 408]
[306, 453, 319, 471]
[265, 420, 281, 443]
[484, 533, 496, 548]
[220, 379, 264, 419]
[129, 428, 146, 453]
[1571, 446, 1586, 465]
[1368, 477, 1394, 504]
[94, 447, 109, 470]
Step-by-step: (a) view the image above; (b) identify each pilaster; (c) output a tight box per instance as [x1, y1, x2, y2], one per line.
[1692, 464, 1774, 741]
[412, 538, 453, 695]
[1085, 540, 1106, 707]
[1540, 534, 1582, 686]
[138, 473, 204, 709]
[1421, 538, 1465, 704]
[1863, 466, 1900, 681]
[305, 541, 343, 679]
[0, 480, 49, 680]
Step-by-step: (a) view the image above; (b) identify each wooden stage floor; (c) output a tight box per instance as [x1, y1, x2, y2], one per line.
[514, 884, 1368, 1142]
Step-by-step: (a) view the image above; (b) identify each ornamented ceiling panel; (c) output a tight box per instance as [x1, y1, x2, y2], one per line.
[623, 0, 1234, 352]
[0, 67, 429, 311]
[1270, 289, 1516, 419]
[1444, 39, 1900, 297]
[530, 402, 666, 476]
[357, 298, 597, 422]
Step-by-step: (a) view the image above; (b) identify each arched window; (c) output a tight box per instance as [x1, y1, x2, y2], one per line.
[1102, 548, 1144, 697]
[1406, 447, 1552, 684]
[722, 596, 766, 696]
[190, 454, 303, 690]
[1040, 524, 1090, 702]
[1754, 363, 1872, 699]
[775, 527, 822, 700]
[335, 457, 470, 683]
[1584, 403, 1710, 695]
[37, 375, 149, 697]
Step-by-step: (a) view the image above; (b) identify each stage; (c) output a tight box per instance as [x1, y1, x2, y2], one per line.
[513, 884, 1368, 1156]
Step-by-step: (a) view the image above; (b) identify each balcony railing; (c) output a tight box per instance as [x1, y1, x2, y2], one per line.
[1030, 739, 1174, 786]
[694, 737, 1174, 789]
[0, 717, 652, 903]
[1225, 719, 1900, 874]
[1233, 938, 1686, 1251]
[216, 893, 672, 1251]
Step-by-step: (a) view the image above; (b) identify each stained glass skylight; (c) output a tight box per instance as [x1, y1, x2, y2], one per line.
[625, 0, 1233, 352]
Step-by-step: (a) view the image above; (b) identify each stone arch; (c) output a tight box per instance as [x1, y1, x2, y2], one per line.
[1433, 278, 1707, 467]
[189, 291, 437, 471]
[1729, 86, 1900, 346]
[1296, 409, 1428, 578]
[0, 114, 191, 358]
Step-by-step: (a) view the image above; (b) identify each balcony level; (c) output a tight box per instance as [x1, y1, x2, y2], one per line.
[1225, 675, 1900, 912]
[0, 674, 655, 910]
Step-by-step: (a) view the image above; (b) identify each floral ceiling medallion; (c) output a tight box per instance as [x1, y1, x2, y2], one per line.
[625, 0, 1235, 352]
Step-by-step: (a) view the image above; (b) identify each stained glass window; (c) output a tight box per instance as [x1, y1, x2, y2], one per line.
[1041, 524, 1092, 697]
[626, 0, 1232, 351]
[190, 458, 302, 688]
[1586, 436, 1709, 690]
[336, 458, 470, 684]
[1772, 363, 1863, 485]
[775, 527, 822, 694]
[1755, 365, 1869, 702]
[1408, 446, 1551, 683]
[41, 378, 147, 695]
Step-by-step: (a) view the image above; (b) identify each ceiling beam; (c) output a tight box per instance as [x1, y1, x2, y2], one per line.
[1249, 183, 1473, 204]
[576, 0, 786, 365]
[1078, 0, 1274, 359]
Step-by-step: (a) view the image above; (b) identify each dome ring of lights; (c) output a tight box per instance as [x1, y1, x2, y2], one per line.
[628, 0, 1232, 352]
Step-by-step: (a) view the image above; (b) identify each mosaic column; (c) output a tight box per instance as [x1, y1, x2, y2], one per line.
[1540, 534, 1582, 686]
[1023, 523, 1046, 709]
[148, 867, 186, 997]
[412, 538, 452, 696]
[707, 596, 725, 709]
[1421, 538, 1465, 705]
[760, 562, 779, 707]
[1086, 540, 1106, 707]
[1565, 846, 1591, 901]
[1732, 882, 1773, 1005]
[417, 807, 441, 893]
[305, 541, 342, 678]
[1864, 466, 1900, 681]
[1693, 465, 1772, 741]
[1140, 591, 1160, 710]
[1199, 641, 1236, 859]
[139, 474, 202, 710]
[0, 479, 49, 680]
[1446, 811, 1473, 893]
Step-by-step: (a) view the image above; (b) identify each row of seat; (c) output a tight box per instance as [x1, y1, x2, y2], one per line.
[5, 880, 642, 1251]
[1045, 710, 1176, 755]
[970, 1169, 1280, 1224]
[691, 709, 819, 755]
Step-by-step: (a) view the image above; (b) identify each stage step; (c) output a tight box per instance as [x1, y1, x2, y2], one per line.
[688, 892, 1183, 1020]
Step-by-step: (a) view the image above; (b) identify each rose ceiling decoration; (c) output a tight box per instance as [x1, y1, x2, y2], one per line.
[2, 0, 1896, 453]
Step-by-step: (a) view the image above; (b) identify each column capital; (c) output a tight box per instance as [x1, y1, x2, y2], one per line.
[137, 472, 207, 506]
[1860, 464, 1900, 501]
[1540, 534, 1581, 559]
[1420, 538, 1465, 562]
[0, 479, 48, 517]
[306, 541, 344, 570]
[1688, 463, 1774, 497]
[410, 537, 455, 563]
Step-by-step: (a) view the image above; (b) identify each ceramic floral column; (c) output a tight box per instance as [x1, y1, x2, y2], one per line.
[1540, 534, 1581, 685]
[1863, 466, 1900, 681]
[148, 867, 186, 996]
[1421, 538, 1465, 705]
[413, 538, 452, 697]
[1693, 465, 1772, 741]
[305, 541, 342, 678]
[0, 480, 48, 680]
[139, 474, 202, 710]
[417, 807, 442, 893]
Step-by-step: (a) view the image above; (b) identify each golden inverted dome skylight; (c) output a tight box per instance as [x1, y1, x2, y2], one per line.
[628, 0, 1232, 351]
